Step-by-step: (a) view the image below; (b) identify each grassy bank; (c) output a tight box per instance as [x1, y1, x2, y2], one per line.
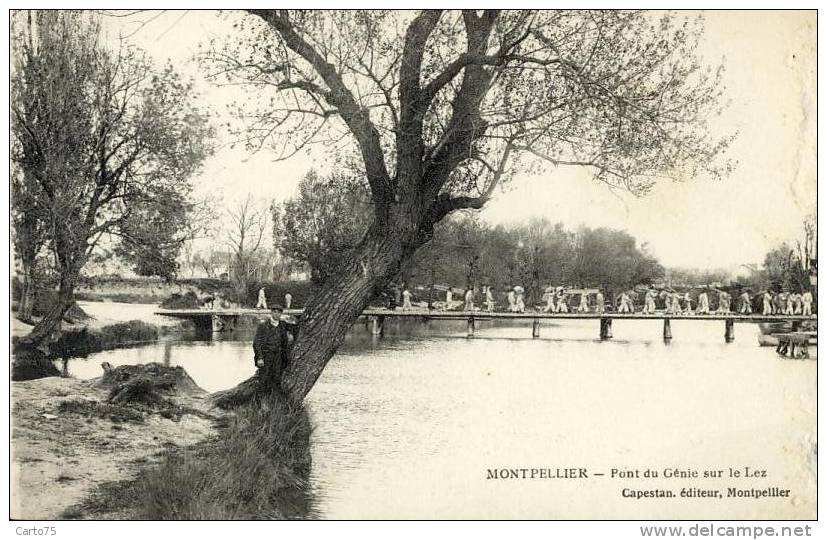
[11, 320, 173, 381]
[52, 320, 161, 356]
[72, 393, 314, 519]
[11, 365, 218, 519]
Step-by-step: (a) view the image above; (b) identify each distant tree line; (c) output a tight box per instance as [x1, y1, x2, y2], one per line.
[272, 170, 665, 304]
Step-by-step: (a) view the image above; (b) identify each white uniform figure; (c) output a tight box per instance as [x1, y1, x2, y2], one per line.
[643, 290, 656, 314]
[485, 287, 495, 311]
[578, 293, 589, 313]
[802, 291, 813, 316]
[402, 289, 413, 310]
[618, 293, 631, 313]
[783, 293, 793, 315]
[739, 292, 752, 314]
[284, 292, 292, 309]
[595, 291, 605, 314]
[792, 293, 803, 315]
[507, 290, 517, 312]
[444, 288, 453, 311]
[515, 291, 526, 313]
[672, 292, 683, 315]
[697, 292, 710, 314]
[683, 292, 693, 314]
[256, 287, 268, 309]
[716, 291, 730, 314]
[556, 293, 569, 313]
[544, 291, 556, 313]
[762, 292, 773, 315]
[464, 288, 475, 311]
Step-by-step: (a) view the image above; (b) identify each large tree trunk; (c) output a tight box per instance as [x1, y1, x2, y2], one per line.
[214, 216, 421, 406]
[281, 221, 414, 398]
[18, 270, 78, 350]
[17, 262, 35, 324]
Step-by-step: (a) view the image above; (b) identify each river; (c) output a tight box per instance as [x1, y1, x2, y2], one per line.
[63, 304, 817, 519]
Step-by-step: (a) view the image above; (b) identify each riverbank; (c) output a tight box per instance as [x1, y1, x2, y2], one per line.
[11, 302, 198, 381]
[11, 360, 313, 520]
[10, 371, 218, 519]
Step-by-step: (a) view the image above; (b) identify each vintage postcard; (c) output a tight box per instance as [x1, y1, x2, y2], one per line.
[8, 7, 817, 529]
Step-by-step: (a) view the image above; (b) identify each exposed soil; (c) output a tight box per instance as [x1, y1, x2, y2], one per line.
[10, 368, 222, 519]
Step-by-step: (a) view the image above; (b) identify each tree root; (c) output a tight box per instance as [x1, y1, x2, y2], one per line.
[208, 375, 261, 410]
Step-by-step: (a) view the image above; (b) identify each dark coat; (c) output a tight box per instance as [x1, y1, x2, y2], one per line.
[253, 320, 296, 386]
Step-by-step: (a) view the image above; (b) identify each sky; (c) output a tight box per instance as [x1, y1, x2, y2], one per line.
[99, 10, 816, 271]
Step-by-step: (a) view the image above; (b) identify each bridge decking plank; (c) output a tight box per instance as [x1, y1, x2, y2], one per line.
[154, 308, 816, 323]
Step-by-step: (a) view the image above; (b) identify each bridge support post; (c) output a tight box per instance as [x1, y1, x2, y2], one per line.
[663, 319, 672, 342]
[791, 320, 802, 332]
[600, 318, 613, 340]
[370, 316, 385, 337]
[467, 316, 475, 337]
[724, 319, 735, 343]
[211, 314, 229, 333]
[532, 318, 540, 338]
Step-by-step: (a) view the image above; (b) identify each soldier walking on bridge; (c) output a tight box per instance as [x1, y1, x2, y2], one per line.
[802, 290, 813, 316]
[697, 289, 710, 315]
[256, 287, 268, 309]
[577, 292, 590, 313]
[617, 291, 632, 313]
[792, 292, 803, 315]
[595, 290, 605, 314]
[672, 291, 684, 315]
[714, 289, 731, 314]
[783, 292, 794, 315]
[738, 289, 752, 314]
[642, 288, 656, 314]
[761, 290, 773, 315]
[485, 286, 495, 312]
[556, 290, 569, 313]
[402, 287, 413, 310]
[683, 291, 693, 315]
[543, 288, 556, 313]
[464, 287, 475, 311]
[507, 288, 517, 312]
[515, 287, 526, 313]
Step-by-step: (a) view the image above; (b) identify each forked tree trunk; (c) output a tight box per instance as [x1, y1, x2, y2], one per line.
[19, 270, 78, 350]
[12, 271, 78, 381]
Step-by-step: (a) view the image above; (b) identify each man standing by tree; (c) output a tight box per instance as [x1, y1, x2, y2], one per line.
[253, 306, 297, 395]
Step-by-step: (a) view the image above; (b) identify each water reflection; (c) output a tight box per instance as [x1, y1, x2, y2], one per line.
[59, 318, 816, 519]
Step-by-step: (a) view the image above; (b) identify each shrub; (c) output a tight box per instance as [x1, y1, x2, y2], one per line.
[159, 291, 201, 309]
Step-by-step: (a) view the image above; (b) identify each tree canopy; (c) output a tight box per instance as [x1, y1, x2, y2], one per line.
[11, 10, 213, 344]
[273, 170, 372, 284]
[204, 10, 731, 224]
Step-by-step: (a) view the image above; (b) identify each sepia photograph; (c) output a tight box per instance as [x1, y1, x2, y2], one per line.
[7, 6, 818, 529]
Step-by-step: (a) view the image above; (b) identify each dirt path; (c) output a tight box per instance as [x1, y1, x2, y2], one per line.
[11, 374, 219, 519]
